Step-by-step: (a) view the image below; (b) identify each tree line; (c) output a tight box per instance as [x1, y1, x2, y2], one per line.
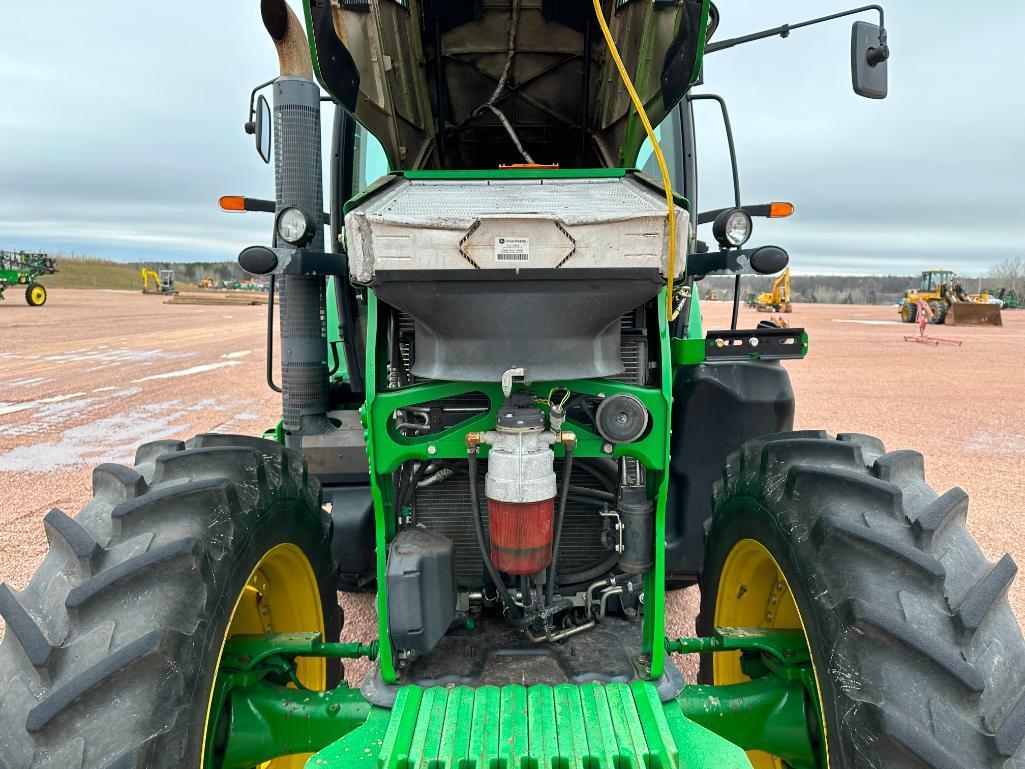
[11, 249, 1025, 303]
[699, 257, 1024, 305]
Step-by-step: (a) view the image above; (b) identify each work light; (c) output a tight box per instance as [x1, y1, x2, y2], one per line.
[276, 206, 314, 246]
[712, 208, 752, 248]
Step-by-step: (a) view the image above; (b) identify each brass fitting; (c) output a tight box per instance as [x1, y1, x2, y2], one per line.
[559, 431, 577, 447]
[465, 432, 482, 450]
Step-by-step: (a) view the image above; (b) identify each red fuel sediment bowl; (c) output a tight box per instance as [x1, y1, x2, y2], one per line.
[487, 498, 555, 575]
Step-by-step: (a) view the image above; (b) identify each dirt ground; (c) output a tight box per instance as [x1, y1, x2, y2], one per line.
[2, 289, 1024, 684]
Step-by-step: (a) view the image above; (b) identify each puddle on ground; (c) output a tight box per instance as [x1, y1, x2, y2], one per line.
[0, 398, 224, 472]
[964, 431, 1025, 456]
[133, 360, 242, 383]
[2, 377, 49, 388]
[1, 389, 144, 438]
[0, 348, 192, 367]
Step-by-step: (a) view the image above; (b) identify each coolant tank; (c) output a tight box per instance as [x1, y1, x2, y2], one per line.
[488, 498, 555, 575]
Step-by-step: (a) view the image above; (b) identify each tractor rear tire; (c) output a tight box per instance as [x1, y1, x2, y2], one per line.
[699, 431, 1025, 769]
[25, 283, 46, 307]
[0, 434, 339, 769]
[900, 304, 917, 323]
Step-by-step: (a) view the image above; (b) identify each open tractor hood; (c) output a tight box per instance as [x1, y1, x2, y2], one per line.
[304, 0, 708, 170]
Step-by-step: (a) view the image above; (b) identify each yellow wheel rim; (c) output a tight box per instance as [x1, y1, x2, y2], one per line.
[713, 538, 829, 769]
[201, 542, 326, 769]
[30, 286, 45, 305]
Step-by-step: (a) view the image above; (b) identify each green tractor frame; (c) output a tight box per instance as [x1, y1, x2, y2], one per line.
[3, 3, 1024, 769]
[0, 250, 57, 306]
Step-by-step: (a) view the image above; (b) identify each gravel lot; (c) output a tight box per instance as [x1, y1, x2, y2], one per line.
[2, 289, 1023, 683]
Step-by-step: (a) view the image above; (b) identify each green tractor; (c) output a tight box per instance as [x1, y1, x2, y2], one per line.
[0, 250, 57, 306]
[3, 3, 1023, 769]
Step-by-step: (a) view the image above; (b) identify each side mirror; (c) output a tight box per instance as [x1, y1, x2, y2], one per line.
[255, 94, 272, 164]
[851, 21, 889, 99]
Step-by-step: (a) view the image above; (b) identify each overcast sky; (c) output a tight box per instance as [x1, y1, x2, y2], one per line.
[2, 1, 1023, 275]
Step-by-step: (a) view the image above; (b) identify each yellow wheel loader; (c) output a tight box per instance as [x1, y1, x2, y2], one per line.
[899, 269, 1001, 326]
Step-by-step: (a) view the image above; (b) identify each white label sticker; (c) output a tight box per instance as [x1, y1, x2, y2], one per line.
[495, 237, 529, 261]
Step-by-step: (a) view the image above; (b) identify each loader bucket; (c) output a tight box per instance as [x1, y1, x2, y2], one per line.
[945, 303, 1003, 326]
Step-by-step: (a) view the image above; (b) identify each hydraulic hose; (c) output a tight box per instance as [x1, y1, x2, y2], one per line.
[398, 461, 432, 526]
[467, 452, 522, 620]
[591, 0, 680, 319]
[546, 442, 576, 605]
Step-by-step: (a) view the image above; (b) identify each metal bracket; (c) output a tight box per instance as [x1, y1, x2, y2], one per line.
[705, 327, 808, 361]
[600, 508, 625, 553]
[279, 248, 349, 277]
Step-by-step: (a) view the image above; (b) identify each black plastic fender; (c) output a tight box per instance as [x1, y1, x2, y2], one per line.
[665, 360, 795, 586]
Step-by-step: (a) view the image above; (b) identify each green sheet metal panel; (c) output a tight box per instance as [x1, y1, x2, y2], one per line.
[309, 682, 754, 769]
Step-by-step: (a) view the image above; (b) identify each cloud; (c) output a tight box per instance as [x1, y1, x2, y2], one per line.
[691, 0, 1025, 275]
[0, 1, 289, 262]
[1, 1, 1023, 273]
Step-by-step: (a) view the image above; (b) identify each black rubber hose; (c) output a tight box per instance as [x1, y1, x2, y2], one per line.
[575, 459, 616, 491]
[398, 461, 432, 527]
[568, 485, 615, 502]
[546, 442, 575, 605]
[467, 452, 522, 620]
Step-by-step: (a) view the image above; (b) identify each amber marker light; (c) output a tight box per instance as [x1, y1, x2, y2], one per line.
[769, 201, 795, 218]
[219, 195, 246, 212]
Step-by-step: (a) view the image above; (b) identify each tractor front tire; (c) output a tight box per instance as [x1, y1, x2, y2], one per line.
[25, 283, 46, 307]
[699, 431, 1025, 769]
[0, 435, 339, 769]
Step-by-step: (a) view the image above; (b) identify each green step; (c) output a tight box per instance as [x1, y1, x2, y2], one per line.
[308, 681, 753, 769]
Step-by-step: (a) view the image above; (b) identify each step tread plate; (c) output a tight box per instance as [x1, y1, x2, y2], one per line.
[310, 681, 755, 769]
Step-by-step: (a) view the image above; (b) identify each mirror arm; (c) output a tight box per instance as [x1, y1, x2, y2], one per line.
[705, 4, 886, 55]
[687, 94, 740, 208]
[245, 77, 278, 133]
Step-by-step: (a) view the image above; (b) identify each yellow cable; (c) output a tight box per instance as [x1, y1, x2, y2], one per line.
[591, 0, 679, 319]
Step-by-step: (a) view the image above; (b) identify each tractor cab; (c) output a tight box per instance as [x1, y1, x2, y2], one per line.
[919, 269, 955, 293]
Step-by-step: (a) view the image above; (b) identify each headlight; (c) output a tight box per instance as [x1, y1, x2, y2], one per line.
[276, 206, 313, 246]
[712, 208, 752, 248]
